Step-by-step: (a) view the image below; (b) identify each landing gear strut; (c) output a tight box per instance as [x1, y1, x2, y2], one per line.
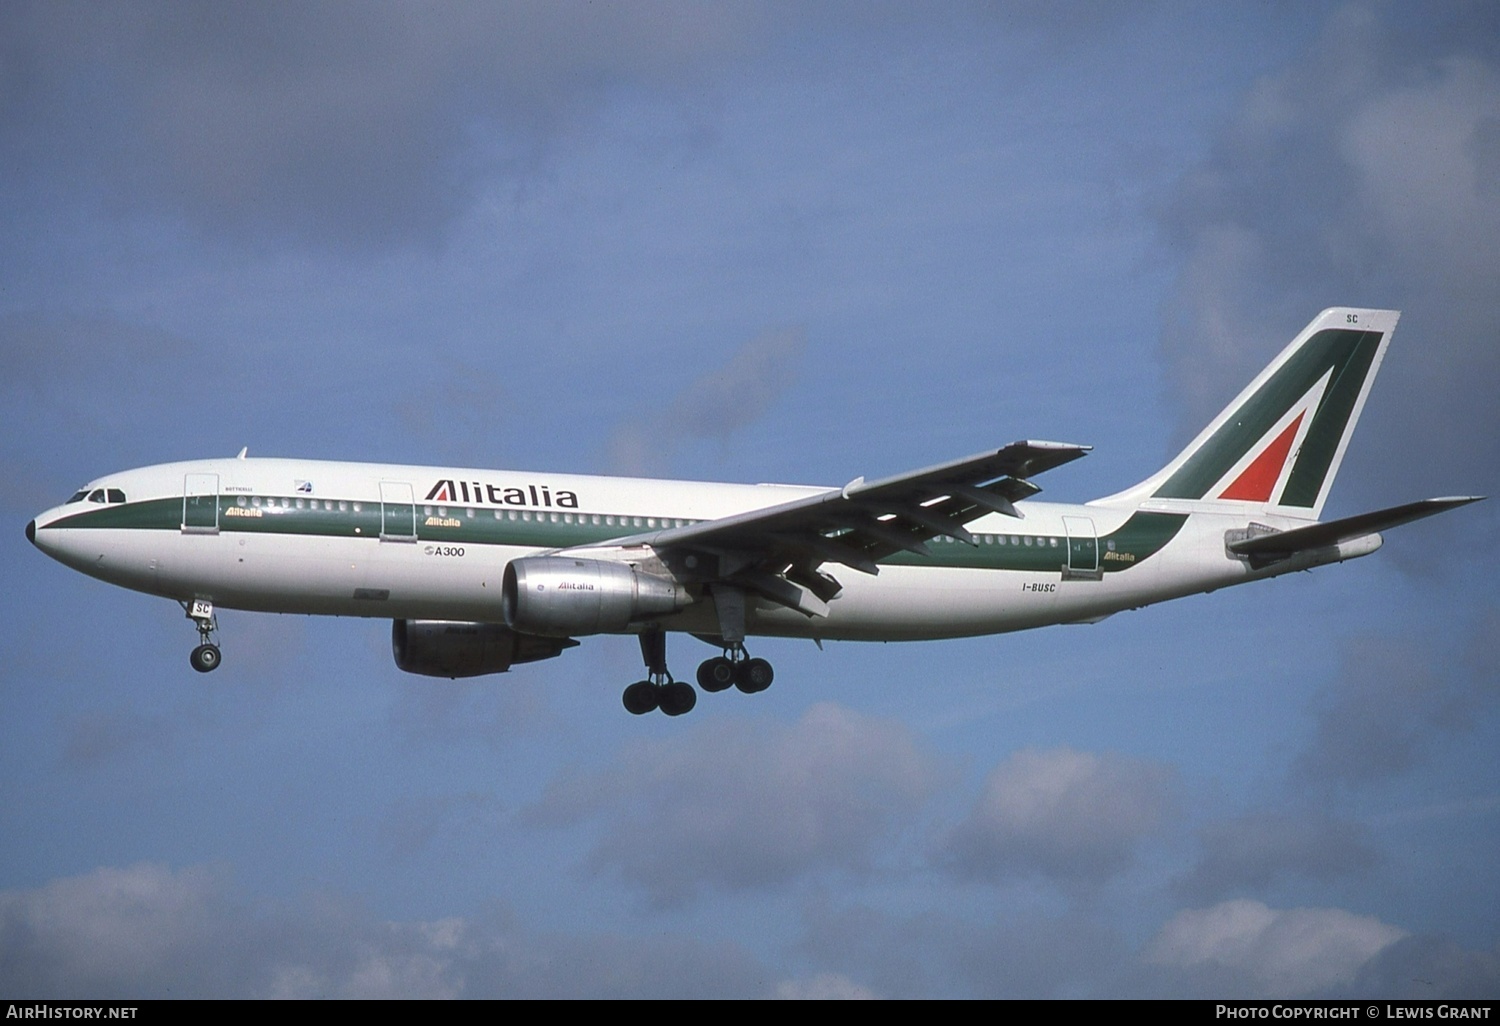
[697, 585, 773, 695]
[621, 629, 697, 717]
[182, 599, 221, 673]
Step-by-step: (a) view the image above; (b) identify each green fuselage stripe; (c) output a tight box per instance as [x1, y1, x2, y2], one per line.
[45, 500, 1187, 574]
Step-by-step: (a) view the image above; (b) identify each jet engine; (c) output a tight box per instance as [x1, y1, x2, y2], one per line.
[502, 556, 686, 637]
[392, 620, 578, 678]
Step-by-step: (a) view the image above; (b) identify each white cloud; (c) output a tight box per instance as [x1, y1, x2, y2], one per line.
[0, 862, 767, 998]
[772, 972, 881, 1000]
[940, 747, 1172, 884]
[1146, 899, 1405, 997]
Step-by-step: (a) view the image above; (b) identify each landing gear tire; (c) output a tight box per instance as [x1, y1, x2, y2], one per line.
[697, 656, 736, 693]
[623, 680, 660, 715]
[659, 681, 698, 717]
[190, 643, 221, 674]
[735, 657, 773, 694]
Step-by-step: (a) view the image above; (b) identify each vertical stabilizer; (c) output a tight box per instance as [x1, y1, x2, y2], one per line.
[1093, 308, 1397, 520]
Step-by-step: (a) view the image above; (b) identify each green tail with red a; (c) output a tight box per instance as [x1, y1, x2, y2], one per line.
[1096, 308, 1397, 521]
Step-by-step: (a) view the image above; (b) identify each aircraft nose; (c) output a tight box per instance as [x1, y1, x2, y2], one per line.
[26, 519, 35, 545]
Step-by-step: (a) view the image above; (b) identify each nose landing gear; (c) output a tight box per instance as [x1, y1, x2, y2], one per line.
[182, 599, 221, 673]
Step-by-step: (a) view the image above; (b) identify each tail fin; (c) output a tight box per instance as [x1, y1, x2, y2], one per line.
[1095, 308, 1398, 520]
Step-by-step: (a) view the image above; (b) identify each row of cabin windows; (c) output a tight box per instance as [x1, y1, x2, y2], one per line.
[236, 495, 361, 512]
[67, 488, 127, 504]
[219, 494, 1108, 551]
[227, 495, 698, 530]
[936, 534, 1059, 548]
[422, 506, 698, 530]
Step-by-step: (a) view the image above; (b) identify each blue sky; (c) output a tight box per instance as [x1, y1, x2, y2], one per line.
[2, 1, 1497, 998]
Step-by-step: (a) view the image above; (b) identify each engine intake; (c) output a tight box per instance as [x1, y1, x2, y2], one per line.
[502, 556, 685, 637]
[392, 620, 578, 678]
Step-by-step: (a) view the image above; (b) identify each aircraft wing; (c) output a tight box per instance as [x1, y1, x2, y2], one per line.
[600, 440, 1090, 616]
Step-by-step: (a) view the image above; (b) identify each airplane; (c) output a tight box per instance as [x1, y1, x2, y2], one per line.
[26, 308, 1481, 716]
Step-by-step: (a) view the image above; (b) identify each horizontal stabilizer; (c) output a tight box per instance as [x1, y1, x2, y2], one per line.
[1228, 496, 1485, 560]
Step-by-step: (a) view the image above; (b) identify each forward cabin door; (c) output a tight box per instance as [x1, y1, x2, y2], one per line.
[379, 481, 417, 542]
[182, 473, 220, 534]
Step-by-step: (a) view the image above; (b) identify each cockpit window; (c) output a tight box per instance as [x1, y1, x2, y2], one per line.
[87, 489, 106, 503]
[107, 489, 126, 503]
[67, 489, 89, 504]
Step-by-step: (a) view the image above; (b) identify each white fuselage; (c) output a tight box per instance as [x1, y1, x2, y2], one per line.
[28, 456, 1375, 644]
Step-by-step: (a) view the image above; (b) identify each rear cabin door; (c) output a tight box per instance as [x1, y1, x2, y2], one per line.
[1063, 515, 1100, 580]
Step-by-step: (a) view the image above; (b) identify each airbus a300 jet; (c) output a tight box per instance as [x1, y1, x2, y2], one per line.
[27, 309, 1480, 716]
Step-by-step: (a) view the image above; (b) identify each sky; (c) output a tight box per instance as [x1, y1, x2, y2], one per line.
[2, 0, 1497, 999]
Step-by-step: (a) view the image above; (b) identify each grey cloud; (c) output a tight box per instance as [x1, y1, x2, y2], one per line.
[0, 862, 769, 998]
[607, 325, 804, 476]
[1, 1, 782, 250]
[388, 674, 547, 752]
[62, 708, 175, 767]
[525, 702, 936, 905]
[0, 313, 195, 404]
[1295, 626, 1496, 787]
[938, 746, 1173, 885]
[1176, 810, 1379, 904]
[1153, 5, 1500, 546]
[1348, 934, 1500, 999]
[797, 898, 1125, 999]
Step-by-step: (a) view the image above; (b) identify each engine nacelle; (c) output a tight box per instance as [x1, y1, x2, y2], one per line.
[502, 556, 686, 637]
[391, 620, 578, 678]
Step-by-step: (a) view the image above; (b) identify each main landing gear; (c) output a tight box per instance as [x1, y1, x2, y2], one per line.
[182, 599, 222, 673]
[695, 646, 773, 695]
[620, 630, 775, 716]
[622, 630, 696, 716]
